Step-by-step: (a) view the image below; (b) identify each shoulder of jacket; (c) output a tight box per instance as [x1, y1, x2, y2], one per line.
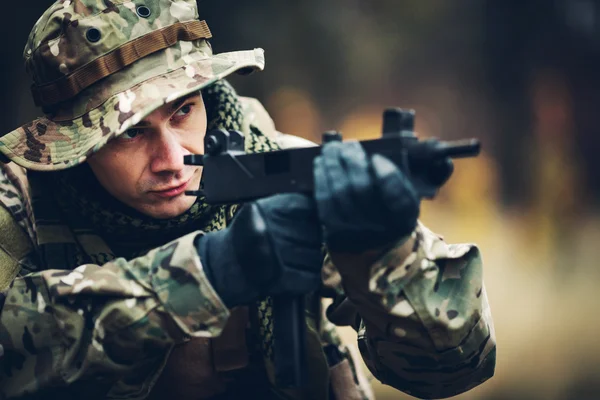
[0, 163, 35, 244]
[0, 163, 29, 196]
[239, 96, 318, 150]
[0, 205, 33, 290]
[239, 96, 276, 138]
[0, 164, 34, 290]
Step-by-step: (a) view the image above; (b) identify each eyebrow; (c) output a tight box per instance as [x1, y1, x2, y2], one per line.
[132, 92, 200, 128]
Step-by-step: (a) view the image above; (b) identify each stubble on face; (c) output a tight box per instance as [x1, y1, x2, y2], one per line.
[87, 93, 207, 220]
[140, 165, 204, 219]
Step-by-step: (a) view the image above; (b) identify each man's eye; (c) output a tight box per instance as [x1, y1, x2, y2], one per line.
[122, 128, 143, 140]
[174, 104, 193, 117]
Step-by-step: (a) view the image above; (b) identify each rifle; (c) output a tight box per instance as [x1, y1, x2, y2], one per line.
[184, 108, 481, 388]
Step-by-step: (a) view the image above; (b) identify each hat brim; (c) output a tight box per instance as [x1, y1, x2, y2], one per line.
[0, 48, 265, 171]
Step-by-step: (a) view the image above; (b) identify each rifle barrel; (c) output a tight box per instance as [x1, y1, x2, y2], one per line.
[438, 139, 481, 158]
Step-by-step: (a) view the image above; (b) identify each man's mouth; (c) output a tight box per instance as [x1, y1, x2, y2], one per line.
[150, 179, 190, 199]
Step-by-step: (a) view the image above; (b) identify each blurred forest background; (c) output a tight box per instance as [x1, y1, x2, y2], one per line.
[2, 1, 600, 399]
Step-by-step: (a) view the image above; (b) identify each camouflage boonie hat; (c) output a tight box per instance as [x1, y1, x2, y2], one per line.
[0, 0, 265, 171]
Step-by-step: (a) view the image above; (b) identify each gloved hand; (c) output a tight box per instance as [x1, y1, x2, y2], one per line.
[196, 193, 324, 308]
[314, 141, 448, 254]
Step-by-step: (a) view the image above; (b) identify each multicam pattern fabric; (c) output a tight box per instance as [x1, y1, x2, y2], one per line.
[0, 164, 35, 242]
[324, 224, 496, 399]
[0, 231, 227, 399]
[0, 165, 38, 290]
[0, 0, 265, 171]
[0, 99, 496, 399]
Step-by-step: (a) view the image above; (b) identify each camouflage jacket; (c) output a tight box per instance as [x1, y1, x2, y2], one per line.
[0, 98, 496, 399]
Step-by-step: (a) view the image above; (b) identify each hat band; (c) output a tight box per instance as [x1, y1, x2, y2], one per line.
[31, 20, 212, 108]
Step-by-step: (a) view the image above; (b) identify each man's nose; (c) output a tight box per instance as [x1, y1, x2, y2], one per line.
[149, 129, 186, 174]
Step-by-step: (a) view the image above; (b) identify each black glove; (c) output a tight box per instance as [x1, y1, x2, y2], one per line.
[197, 193, 324, 308]
[426, 156, 454, 188]
[313, 141, 424, 254]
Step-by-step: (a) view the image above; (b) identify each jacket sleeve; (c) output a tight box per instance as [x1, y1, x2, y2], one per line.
[0, 231, 229, 398]
[236, 99, 495, 398]
[325, 222, 496, 399]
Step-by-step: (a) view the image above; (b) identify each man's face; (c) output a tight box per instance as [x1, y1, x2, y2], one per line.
[87, 93, 206, 219]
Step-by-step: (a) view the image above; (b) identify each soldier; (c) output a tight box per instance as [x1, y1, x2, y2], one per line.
[0, 1, 495, 399]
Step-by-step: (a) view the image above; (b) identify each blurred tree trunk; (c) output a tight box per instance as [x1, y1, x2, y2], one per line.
[483, 0, 600, 208]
